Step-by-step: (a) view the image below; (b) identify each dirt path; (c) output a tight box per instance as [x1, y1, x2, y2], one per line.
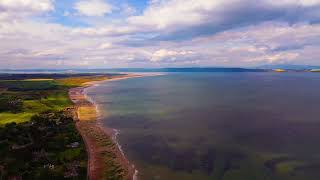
[69, 75, 141, 180]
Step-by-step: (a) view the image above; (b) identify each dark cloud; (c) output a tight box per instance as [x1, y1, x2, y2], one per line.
[151, 1, 320, 41]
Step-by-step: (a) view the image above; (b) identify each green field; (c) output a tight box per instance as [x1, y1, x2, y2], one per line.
[0, 79, 58, 91]
[0, 112, 34, 125]
[0, 80, 72, 126]
[56, 75, 110, 87]
[0, 75, 116, 125]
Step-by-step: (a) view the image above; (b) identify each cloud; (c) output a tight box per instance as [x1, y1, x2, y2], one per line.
[128, 0, 217, 31]
[121, 3, 137, 16]
[247, 52, 299, 63]
[0, 0, 54, 21]
[74, 0, 113, 17]
[98, 42, 112, 49]
[127, 0, 320, 40]
[192, 22, 320, 66]
[1, 19, 319, 68]
[151, 49, 194, 62]
[268, 0, 320, 7]
[0, 0, 54, 12]
[0, 0, 320, 68]
[71, 25, 136, 36]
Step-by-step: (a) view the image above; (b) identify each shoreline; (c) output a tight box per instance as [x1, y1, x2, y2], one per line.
[69, 73, 162, 180]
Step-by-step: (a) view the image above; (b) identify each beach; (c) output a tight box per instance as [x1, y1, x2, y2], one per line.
[69, 74, 143, 180]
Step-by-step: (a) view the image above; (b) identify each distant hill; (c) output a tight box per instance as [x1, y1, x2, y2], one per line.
[257, 64, 320, 70]
[0, 68, 266, 73]
[107, 68, 267, 72]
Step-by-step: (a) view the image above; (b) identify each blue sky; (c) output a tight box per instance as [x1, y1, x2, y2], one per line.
[0, 0, 320, 68]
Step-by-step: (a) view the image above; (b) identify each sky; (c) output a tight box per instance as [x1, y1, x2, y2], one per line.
[0, 0, 320, 69]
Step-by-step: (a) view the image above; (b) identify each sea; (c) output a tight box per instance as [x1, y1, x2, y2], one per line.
[86, 72, 320, 180]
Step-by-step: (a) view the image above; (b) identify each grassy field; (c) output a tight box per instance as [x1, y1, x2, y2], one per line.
[78, 106, 97, 121]
[0, 112, 34, 125]
[0, 79, 58, 91]
[0, 76, 108, 125]
[0, 92, 72, 126]
[0, 74, 123, 125]
[56, 75, 111, 87]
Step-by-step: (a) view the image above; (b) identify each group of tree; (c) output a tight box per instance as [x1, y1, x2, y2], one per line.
[0, 110, 87, 179]
[0, 96, 23, 113]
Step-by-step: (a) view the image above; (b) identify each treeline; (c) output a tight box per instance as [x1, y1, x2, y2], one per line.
[0, 73, 118, 80]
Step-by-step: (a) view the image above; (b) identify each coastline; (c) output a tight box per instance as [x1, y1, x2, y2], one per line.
[69, 73, 157, 180]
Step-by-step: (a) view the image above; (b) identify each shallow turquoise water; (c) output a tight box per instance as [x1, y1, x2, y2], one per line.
[87, 73, 320, 180]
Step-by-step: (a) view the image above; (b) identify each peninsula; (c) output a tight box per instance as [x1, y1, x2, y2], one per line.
[0, 73, 139, 179]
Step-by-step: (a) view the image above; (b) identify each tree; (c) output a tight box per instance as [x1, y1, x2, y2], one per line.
[0, 96, 23, 113]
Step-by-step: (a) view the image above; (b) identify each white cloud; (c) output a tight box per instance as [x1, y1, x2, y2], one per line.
[247, 52, 299, 63]
[1, 19, 320, 68]
[127, 0, 320, 34]
[301, 0, 320, 6]
[121, 3, 137, 16]
[0, 0, 54, 12]
[0, 0, 54, 21]
[98, 42, 112, 49]
[74, 0, 113, 17]
[128, 0, 222, 30]
[71, 25, 136, 36]
[151, 49, 194, 62]
[268, 0, 320, 6]
[1, 0, 320, 68]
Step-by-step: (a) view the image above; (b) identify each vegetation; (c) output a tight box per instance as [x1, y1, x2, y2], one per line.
[0, 73, 123, 179]
[310, 69, 320, 72]
[0, 74, 115, 125]
[79, 121, 128, 180]
[0, 88, 72, 126]
[0, 73, 129, 180]
[273, 69, 286, 72]
[0, 111, 87, 179]
[0, 96, 23, 113]
[0, 80, 58, 91]
[78, 106, 97, 121]
[56, 75, 114, 87]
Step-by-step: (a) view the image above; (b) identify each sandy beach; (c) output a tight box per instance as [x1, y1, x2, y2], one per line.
[68, 73, 155, 180]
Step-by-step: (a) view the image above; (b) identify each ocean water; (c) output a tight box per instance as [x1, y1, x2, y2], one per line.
[87, 72, 320, 180]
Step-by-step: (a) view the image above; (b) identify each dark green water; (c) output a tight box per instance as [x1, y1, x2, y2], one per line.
[87, 73, 320, 180]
